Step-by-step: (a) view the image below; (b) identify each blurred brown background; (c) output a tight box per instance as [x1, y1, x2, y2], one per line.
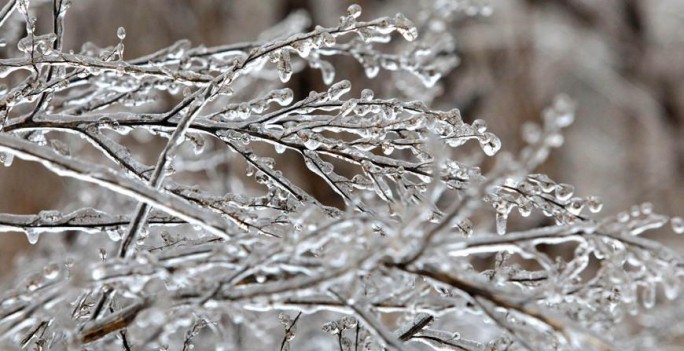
[1, 0, 683, 277]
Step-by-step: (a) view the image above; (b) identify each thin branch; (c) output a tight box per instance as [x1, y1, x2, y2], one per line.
[279, 312, 302, 351]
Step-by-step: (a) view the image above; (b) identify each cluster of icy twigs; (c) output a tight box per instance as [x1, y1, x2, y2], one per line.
[0, 1, 683, 350]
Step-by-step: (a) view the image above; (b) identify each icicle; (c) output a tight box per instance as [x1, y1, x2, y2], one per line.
[26, 229, 40, 244]
[496, 212, 508, 235]
[641, 281, 656, 309]
[277, 49, 293, 83]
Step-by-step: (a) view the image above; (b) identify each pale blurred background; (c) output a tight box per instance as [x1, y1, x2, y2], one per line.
[1, 0, 683, 277]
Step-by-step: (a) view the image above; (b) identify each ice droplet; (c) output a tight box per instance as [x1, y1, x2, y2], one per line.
[26, 229, 40, 244]
[472, 119, 487, 133]
[567, 197, 585, 216]
[106, 228, 123, 241]
[586, 196, 603, 213]
[640, 202, 653, 215]
[274, 143, 286, 154]
[671, 216, 684, 234]
[347, 4, 362, 18]
[360, 89, 374, 101]
[116, 27, 126, 40]
[554, 183, 574, 202]
[617, 211, 630, 223]
[43, 264, 59, 280]
[0, 152, 14, 167]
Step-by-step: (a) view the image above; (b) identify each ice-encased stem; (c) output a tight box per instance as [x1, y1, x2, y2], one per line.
[0, 133, 233, 240]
